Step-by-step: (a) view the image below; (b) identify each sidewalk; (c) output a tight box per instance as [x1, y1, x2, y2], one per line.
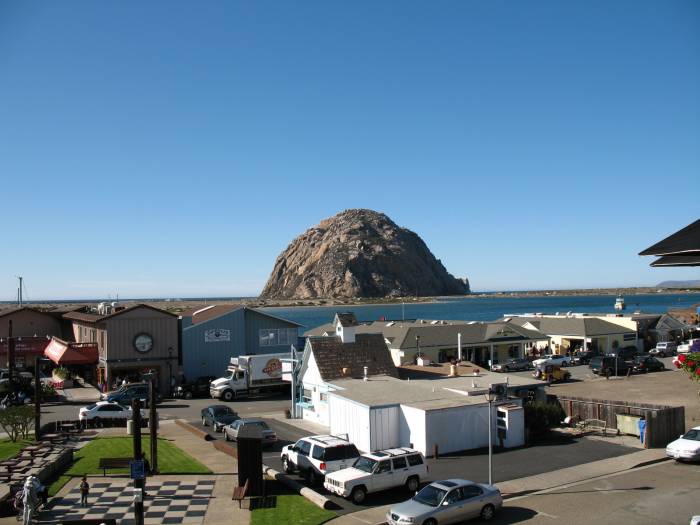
[59, 384, 102, 403]
[324, 448, 668, 525]
[158, 419, 237, 474]
[262, 413, 330, 435]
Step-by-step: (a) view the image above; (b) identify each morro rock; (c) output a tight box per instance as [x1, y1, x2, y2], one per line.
[260, 209, 469, 300]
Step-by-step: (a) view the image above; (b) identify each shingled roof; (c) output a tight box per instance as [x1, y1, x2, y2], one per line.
[307, 333, 398, 382]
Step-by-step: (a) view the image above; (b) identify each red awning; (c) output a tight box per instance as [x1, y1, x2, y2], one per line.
[44, 338, 99, 365]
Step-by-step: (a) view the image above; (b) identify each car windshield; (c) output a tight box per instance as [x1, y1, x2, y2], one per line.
[353, 456, 378, 473]
[85, 404, 97, 410]
[214, 407, 233, 416]
[219, 414, 239, 423]
[683, 429, 700, 441]
[413, 485, 448, 507]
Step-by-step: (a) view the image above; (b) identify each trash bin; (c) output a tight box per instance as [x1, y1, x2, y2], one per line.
[127, 420, 134, 435]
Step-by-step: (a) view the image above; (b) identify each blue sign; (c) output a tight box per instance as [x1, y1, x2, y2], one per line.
[130, 459, 145, 480]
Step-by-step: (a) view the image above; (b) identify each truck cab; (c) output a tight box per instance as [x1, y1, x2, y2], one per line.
[209, 369, 249, 401]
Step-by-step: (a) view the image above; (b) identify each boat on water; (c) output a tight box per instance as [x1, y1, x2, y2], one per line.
[614, 296, 626, 310]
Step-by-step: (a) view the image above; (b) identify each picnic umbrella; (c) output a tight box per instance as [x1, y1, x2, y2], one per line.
[640, 219, 700, 267]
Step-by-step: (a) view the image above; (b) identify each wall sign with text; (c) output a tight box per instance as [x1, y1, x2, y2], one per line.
[205, 329, 230, 343]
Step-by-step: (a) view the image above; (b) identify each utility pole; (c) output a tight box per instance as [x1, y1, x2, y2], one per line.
[7, 320, 14, 387]
[131, 399, 145, 525]
[17, 276, 23, 307]
[149, 374, 158, 474]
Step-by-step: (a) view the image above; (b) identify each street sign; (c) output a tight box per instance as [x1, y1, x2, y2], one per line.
[130, 459, 146, 480]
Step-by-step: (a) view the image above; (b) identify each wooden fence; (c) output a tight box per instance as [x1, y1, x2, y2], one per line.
[555, 394, 685, 448]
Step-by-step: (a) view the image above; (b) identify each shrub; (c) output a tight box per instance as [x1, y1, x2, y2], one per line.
[53, 366, 70, 380]
[0, 405, 35, 442]
[524, 401, 565, 438]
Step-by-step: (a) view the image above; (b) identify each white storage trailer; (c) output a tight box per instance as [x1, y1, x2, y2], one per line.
[327, 376, 525, 456]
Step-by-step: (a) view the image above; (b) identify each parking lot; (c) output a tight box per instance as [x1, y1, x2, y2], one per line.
[179, 396, 641, 515]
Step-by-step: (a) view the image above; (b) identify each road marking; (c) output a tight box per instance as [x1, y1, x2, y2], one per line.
[537, 511, 559, 519]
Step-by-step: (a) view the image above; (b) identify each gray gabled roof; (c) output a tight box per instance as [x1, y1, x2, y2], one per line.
[305, 318, 547, 351]
[509, 316, 634, 337]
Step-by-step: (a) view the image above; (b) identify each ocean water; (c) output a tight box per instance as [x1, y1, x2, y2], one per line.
[261, 293, 699, 332]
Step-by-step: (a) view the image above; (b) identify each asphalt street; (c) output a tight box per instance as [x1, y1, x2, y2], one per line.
[493, 460, 700, 524]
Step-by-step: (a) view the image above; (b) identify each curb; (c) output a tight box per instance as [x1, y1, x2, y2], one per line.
[174, 419, 212, 440]
[262, 465, 334, 510]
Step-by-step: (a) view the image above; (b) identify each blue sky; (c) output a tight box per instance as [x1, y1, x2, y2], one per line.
[0, 1, 698, 300]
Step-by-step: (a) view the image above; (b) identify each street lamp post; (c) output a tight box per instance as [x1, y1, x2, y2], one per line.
[484, 388, 497, 486]
[167, 347, 173, 395]
[34, 357, 51, 441]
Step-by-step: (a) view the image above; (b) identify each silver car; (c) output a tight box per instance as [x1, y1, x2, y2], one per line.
[223, 418, 278, 447]
[386, 479, 502, 525]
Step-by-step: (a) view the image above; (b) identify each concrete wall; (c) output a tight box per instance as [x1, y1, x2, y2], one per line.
[0, 310, 61, 338]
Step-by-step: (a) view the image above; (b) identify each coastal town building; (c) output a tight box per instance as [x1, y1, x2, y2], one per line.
[504, 314, 638, 354]
[64, 304, 179, 393]
[298, 313, 543, 454]
[179, 304, 301, 380]
[0, 306, 75, 370]
[305, 314, 547, 368]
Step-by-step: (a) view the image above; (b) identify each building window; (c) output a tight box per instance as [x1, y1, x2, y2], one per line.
[320, 393, 327, 402]
[259, 328, 298, 347]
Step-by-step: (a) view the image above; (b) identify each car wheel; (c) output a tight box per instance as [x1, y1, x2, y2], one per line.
[422, 519, 437, 525]
[350, 486, 366, 504]
[502, 366, 509, 373]
[224, 432, 230, 441]
[480, 503, 496, 521]
[92, 417, 101, 426]
[565, 373, 571, 381]
[202, 417, 207, 426]
[222, 390, 234, 402]
[405, 476, 419, 493]
[306, 469, 319, 486]
[282, 456, 292, 473]
[184, 391, 193, 400]
[658, 352, 665, 358]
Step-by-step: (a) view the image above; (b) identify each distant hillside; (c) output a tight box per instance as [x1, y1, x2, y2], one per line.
[657, 280, 700, 288]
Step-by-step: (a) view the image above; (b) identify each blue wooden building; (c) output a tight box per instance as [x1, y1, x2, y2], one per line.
[180, 304, 302, 380]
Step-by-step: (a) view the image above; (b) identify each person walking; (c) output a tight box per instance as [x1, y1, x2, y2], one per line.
[79, 476, 90, 507]
[22, 475, 39, 525]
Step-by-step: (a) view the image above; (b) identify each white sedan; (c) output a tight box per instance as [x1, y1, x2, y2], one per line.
[532, 354, 571, 367]
[666, 426, 700, 462]
[78, 401, 145, 422]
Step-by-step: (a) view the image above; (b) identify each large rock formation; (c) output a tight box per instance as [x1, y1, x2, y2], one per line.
[260, 209, 469, 299]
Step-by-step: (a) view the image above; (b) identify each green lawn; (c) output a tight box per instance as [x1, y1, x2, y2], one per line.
[251, 495, 336, 525]
[0, 438, 31, 460]
[48, 436, 211, 496]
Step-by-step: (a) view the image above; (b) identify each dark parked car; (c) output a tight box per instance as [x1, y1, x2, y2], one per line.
[632, 356, 666, 373]
[606, 346, 639, 361]
[176, 376, 216, 399]
[201, 405, 239, 432]
[104, 383, 161, 406]
[572, 350, 601, 365]
[589, 356, 631, 376]
[491, 358, 532, 372]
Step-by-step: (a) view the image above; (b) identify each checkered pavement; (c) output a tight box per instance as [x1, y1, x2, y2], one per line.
[42, 478, 215, 524]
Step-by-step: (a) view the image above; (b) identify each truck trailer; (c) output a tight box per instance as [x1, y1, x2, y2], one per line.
[209, 352, 290, 401]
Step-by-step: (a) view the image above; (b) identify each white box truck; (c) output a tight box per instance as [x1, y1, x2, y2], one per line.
[209, 353, 290, 401]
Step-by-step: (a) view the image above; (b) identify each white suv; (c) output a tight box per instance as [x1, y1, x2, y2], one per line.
[324, 448, 428, 504]
[280, 435, 360, 485]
